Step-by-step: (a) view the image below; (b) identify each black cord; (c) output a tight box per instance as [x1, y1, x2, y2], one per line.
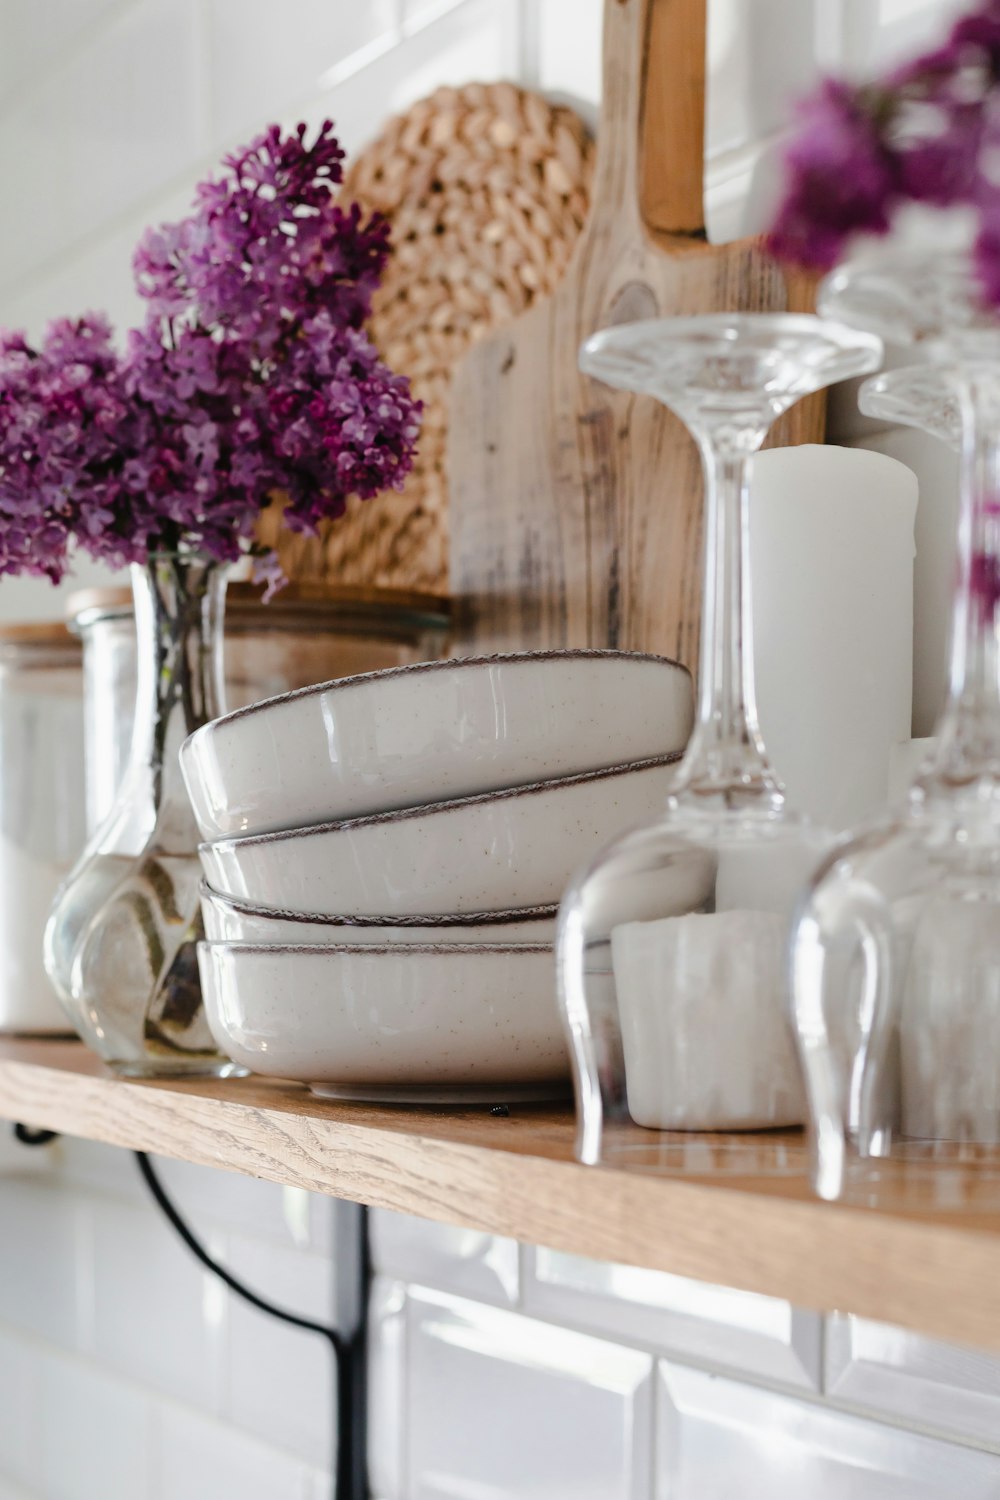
[135, 1151, 367, 1500]
[13, 1124, 59, 1146]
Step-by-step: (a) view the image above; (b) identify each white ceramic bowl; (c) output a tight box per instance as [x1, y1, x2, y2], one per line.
[200, 884, 558, 945]
[199, 755, 678, 917]
[181, 649, 692, 839]
[198, 941, 569, 1102]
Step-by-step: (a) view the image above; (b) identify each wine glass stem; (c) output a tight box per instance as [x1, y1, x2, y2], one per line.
[936, 368, 1000, 770]
[677, 432, 779, 800]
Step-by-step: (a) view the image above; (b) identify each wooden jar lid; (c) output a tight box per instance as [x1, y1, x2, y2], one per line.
[0, 622, 82, 674]
[65, 580, 451, 632]
[0, 621, 79, 645]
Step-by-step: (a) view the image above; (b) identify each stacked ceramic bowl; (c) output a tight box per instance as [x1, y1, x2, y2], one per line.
[182, 651, 693, 1103]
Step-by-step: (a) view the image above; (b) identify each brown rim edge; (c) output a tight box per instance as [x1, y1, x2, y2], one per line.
[191, 648, 692, 734]
[204, 751, 684, 852]
[199, 884, 558, 927]
[198, 941, 555, 957]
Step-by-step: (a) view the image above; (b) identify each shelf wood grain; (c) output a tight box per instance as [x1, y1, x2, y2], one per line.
[3, 1037, 1000, 1354]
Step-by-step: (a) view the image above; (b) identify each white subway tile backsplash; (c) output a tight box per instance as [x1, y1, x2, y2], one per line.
[0, 0, 126, 91]
[205, 0, 398, 151]
[826, 1315, 1000, 1452]
[224, 1234, 334, 1470]
[656, 1362, 1000, 1499]
[525, 1247, 821, 1390]
[0, 1181, 88, 1347]
[154, 1401, 315, 1500]
[0, 177, 194, 341]
[0, 0, 207, 292]
[89, 1195, 226, 1412]
[404, 1287, 654, 1500]
[0, 1128, 57, 1181]
[371, 1208, 519, 1305]
[402, 0, 476, 36]
[0, 1328, 41, 1494]
[55, 1139, 145, 1206]
[534, 0, 603, 119]
[303, 1473, 335, 1500]
[153, 1155, 334, 1255]
[39, 1353, 152, 1500]
[368, 1279, 408, 1500]
[295, 0, 520, 158]
[842, 0, 968, 75]
[706, 0, 822, 158]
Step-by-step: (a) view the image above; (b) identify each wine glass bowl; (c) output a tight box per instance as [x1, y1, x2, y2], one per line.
[791, 257, 1000, 1202]
[859, 365, 963, 450]
[558, 312, 884, 1170]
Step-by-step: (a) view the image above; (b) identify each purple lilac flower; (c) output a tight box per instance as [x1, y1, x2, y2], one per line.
[971, 547, 1000, 618]
[767, 80, 897, 270]
[767, 0, 1000, 304]
[0, 121, 420, 581]
[0, 316, 124, 582]
[133, 122, 391, 350]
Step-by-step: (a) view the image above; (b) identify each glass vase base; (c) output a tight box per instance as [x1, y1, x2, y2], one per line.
[108, 1055, 248, 1081]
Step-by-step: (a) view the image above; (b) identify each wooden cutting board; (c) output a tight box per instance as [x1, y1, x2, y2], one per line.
[448, 0, 823, 672]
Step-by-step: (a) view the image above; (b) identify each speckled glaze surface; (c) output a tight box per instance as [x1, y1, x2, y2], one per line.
[181, 650, 693, 840]
[197, 941, 569, 1095]
[200, 884, 558, 944]
[198, 756, 679, 917]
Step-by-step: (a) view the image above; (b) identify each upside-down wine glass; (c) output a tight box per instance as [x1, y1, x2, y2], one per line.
[791, 253, 1000, 1203]
[556, 313, 883, 1173]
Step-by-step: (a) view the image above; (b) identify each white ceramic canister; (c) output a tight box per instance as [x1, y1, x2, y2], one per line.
[0, 625, 86, 1034]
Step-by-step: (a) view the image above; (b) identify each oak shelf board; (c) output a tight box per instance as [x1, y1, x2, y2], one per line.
[2, 1037, 1000, 1354]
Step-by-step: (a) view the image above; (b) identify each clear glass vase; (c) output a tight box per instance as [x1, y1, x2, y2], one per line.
[44, 552, 243, 1078]
[556, 313, 883, 1171]
[791, 254, 1000, 1201]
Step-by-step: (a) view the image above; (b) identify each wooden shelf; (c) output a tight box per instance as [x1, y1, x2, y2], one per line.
[2, 1037, 1000, 1354]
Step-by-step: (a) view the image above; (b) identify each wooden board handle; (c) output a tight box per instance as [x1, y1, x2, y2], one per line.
[591, 0, 707, 240]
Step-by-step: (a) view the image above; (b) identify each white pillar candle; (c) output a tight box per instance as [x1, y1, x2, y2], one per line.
[854, 428, 959, 738]
[750, 445, 917, 831]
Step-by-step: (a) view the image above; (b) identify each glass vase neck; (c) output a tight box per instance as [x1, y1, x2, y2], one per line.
[129, 553, 226, 800]
[930, 367, 1000, 784]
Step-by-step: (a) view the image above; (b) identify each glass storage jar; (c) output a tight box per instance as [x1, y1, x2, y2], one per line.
[0, 625, 86, 1033]
[67, 581, 450, 833]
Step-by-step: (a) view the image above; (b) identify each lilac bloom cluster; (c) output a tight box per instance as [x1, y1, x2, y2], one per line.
[768, 0, 1000, 301]
[0, 317, 126, 580]
[0, 122, 419, 585]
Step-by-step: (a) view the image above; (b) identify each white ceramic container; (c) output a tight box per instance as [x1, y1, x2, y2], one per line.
[199, 756, 679, 917]
[181, 650, 692, 839]
[198, 941, 569, 1102]
[200, 884, 558, 945]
